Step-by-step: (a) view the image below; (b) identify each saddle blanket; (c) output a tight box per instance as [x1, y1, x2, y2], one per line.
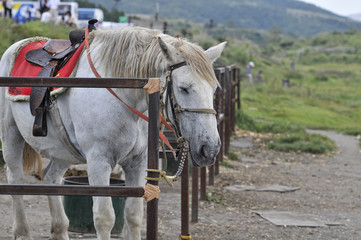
[7, 38, 85, 101]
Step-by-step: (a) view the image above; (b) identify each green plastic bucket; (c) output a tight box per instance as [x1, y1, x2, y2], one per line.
[63, 176, 126, 234]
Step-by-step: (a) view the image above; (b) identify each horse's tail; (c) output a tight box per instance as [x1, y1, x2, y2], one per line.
[23, 142, 43, 180]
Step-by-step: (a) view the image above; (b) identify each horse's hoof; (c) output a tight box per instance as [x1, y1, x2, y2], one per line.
[48, 237, 69, 240]
[15, 237, 33, 240]
[48, 235, 69, 240]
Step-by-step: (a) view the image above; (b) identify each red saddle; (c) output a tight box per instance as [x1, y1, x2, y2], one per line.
[8, 40, 85, 98]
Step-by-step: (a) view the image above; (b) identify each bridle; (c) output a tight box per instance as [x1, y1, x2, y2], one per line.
[162, 61, 217, 142]
[160, 61, 217, 177]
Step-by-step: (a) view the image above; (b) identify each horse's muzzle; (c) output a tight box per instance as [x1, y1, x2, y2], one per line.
[191, 139, 221, 167]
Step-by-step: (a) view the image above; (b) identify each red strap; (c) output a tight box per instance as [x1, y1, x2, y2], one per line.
[160, 113, 176, 134]
[84, 26, 176, 151]
[107, 88, 175, 151]
[84, 27, 101, 78]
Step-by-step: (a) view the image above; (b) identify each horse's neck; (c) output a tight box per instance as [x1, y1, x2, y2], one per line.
[116, 88, 149, 114]
[78, 39, 164, 115]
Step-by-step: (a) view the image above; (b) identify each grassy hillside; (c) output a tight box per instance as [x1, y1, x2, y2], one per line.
[85, 0, 361, 36]
[237, 29, 361, 135]
[0, 19, 71, 56]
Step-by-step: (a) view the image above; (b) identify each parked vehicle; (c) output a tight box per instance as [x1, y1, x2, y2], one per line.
[0, 1, 39, 21]
[13, 2, 35, 23]
[78, 8, 103, 27]
[57, 2, 78, 26]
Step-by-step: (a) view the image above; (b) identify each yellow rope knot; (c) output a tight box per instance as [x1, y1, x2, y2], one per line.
[179, 235, 192, 240]
[145, 169, 176, 187]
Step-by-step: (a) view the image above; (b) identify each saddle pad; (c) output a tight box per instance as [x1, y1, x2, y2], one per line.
[7, 40, 85, 101]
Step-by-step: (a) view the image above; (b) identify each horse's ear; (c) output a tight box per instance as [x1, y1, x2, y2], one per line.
[205, 42, 227, 64]
[158, 37, 178, 62]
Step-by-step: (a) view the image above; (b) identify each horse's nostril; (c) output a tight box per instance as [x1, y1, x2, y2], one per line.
[200, 145, 207, 157]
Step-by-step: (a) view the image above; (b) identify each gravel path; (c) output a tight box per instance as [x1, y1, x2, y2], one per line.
[157, 130, 361, 240]
[0, 130, 360, 239]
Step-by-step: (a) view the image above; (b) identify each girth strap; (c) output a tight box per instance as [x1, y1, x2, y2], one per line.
[48, 101, 86, 162]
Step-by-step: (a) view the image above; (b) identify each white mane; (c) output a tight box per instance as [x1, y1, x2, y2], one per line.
[89, 26, 218, 87]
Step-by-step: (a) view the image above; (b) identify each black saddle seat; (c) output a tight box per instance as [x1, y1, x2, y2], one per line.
[43, 39, 72, 55]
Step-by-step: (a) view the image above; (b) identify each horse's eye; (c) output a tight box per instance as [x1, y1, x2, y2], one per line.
[180, 87, 189, 94]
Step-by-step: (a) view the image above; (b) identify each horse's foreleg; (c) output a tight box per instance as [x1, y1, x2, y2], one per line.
[2, 132, 32, 240]
[122, 152, 147, 240]
[87, 159, 114, 240]
[43, 161, 70, 240]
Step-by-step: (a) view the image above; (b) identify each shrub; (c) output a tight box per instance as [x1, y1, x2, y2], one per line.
[269, 132, 336, 154]
[227, 151, 240, 161]
[236, 111, 303, 134]
[220, 161, 234, 168]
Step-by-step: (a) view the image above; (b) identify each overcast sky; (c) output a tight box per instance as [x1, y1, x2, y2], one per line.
[299, 0, 361, 16]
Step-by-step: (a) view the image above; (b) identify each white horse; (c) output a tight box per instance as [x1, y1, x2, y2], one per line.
[0, 26, 226, 240]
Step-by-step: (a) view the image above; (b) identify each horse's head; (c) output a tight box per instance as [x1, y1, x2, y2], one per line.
[158, 37, 226, 167]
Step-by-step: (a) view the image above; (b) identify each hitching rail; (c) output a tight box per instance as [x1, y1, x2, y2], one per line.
[0, 184, 145, 197]
[0, 76, 160, 240]
[192, 65, 240, 224]
[0, 76, 149, 88]
[162, 65, 241, 236]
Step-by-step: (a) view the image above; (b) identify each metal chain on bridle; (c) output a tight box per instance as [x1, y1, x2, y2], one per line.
[160, 61, 217, 179]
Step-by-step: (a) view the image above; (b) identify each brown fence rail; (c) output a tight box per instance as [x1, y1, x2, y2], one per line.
[177, 65, 241, 236]
[190, 65, 240, 226]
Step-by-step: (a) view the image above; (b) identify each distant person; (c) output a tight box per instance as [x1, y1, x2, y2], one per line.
[246, 61, 255, 83]
[38, 0, 47, 15]
[40, 7, 51, 22]
[17, 5, 34, 23]
[256, 69, 263, 83]
[46, 0, 59, 23]
[27, 6, 36, 22]
[2, 0, 13, 18]
[58, 15, 65, 25]
[291, 60, 295, 71]
[64, 10, 75, 27]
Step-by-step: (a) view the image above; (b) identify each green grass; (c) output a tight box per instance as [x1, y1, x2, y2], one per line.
[236, 111, 336, 154]
[206, 192, 226, 205]
[269, 132, 336, 154]
[236, 111, 303, 134]
[220, 161, 234, 168]
[240, 62, 361, 135]
[233, 30, 361, 141]
[227, 151, 240, 161]
[0, 19, 72, 56]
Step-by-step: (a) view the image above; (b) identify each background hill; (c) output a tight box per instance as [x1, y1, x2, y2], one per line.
[86, 0, 361, 36]
[348, 13, 361, 22]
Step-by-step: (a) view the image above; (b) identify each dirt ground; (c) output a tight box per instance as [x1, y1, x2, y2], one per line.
[0, 129, 361, 240]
